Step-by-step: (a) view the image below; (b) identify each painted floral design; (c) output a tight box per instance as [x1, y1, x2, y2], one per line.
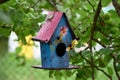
[57, 26, 68, 41]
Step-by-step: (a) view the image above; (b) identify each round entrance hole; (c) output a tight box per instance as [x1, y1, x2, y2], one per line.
[56, 43, 66, 57]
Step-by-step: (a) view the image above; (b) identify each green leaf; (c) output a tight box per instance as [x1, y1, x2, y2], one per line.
[65, 70, 73, 77]
[117, 55, 120, 63]
[15, 47, 22, 54]
[103, 54, 112, 65]
[54, 71, 62, 80]
[107, 66, 113, 76]
[98, 58, 106, 68]
[99, 48, 112, 55]
[82, 50, 92, 58]
[102, 0, 111, 7]
[97, 48, 112, 67]
[49, 70, 54, 78]
[0, 9, 11, 24]
[116, 64, 120, 71]
[0, 27, 11, 37]
[76, 68, 92, 80]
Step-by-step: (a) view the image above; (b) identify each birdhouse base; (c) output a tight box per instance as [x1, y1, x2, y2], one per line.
[31, 65, 80, 70]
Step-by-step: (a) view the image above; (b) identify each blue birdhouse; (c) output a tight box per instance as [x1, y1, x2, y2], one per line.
[32, 11, 79, 70]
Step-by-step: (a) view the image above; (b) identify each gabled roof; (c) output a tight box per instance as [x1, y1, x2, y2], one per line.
[32, 11, 76, 42]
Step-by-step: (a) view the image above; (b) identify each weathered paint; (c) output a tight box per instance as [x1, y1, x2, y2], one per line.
[40, 15, 73, 68]
[32, 11, 77, 69]
[33, 12, 63, 42]
[50, 15, 73, 46]
[40, 42, 51, 68]
[49, 15, 73, 68]
[32, 11, 76, 42]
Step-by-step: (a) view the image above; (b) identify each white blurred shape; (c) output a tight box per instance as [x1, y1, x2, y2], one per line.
[102, 3, 115, 13]
[8, 31, 18, 52]
[33, 42, 41, 60]
[8, 31, 41, 60]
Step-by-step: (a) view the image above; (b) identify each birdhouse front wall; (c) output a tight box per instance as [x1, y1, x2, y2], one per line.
[49, 14, 73, 68]
[49, 14, 73, 45]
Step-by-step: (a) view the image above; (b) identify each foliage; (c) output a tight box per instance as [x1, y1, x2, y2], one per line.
[0, 53, 51, 80]
[1, 0, 120, 80]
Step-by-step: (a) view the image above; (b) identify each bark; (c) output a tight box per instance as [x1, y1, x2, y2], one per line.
[0, 0, 9, 4]
[112, 0, 120, 17]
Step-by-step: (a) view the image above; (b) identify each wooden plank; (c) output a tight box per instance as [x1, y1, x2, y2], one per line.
[31, 65, 80, 70]
[49, 16, 72, 68]
[40, 42, 51, 68]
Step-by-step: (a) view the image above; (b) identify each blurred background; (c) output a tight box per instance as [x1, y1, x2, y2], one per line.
[0, 32, 52, 80]
[0, 0, 119, 80]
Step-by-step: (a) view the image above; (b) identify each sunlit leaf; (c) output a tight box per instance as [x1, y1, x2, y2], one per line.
[99, 48, 112, 55]
[0, 9, 11, 23]
[102, 0, 111, 7]
[107, 66, 113, 76]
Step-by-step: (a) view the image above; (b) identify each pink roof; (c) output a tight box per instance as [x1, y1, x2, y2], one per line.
[32, 11, 76, 42]
[32, 11, 63, 42]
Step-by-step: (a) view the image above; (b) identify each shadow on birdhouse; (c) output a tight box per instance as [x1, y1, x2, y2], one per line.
[32, 11, 80, 70]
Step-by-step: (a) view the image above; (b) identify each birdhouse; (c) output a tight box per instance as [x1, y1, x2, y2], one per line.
[32, 11, 79, 70]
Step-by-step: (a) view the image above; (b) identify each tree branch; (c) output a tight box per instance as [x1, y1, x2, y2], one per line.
[0, 24, 10, 28]
[112, 0, 120, 17]
[92, 38, 106, 48]
[0, 0, 9, 4]
[88, 0, 102, 80]
[110, 54, 120, 80]
[89, 0, 102, 51]
[47, 0, 58, 11]
[108, 45, 120, 48]
[86, 0, 95, 12]
[79, 51, 91, 64]
[79, 51, 113, 80]
[97, 29, 120, 41]
[95, 66, 113, 80]
[31, 0, 41, 8]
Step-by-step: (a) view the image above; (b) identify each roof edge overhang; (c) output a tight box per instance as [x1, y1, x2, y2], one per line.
[32, 37, 47, 43]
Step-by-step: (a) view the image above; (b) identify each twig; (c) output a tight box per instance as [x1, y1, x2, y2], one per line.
[79, 51, 113, 80]
[112, 0, 120, 17]
[31, 0, 41, 8]
[98, 29, 112, 39]
[88, 0, 102, 80]
[91, 56, 94, 80]
[89, 0, 102, 51]
[79, 51, 91, 64]
[86, 0, 95, 12]
[0, 0, 9, 4]
[47, 0, 58, 11]
[27, 0, 41, 11]
[98, 29, 120, 41]
[92, 38, 106, 48]
[95, 66, 113, 80]
[108, 45, 120, 48]
[0, 24, 10, 28]
[110, 54, 120, 80]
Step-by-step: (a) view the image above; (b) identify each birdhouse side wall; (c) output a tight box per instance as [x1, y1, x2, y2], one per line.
[40, 42, 51, 68]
